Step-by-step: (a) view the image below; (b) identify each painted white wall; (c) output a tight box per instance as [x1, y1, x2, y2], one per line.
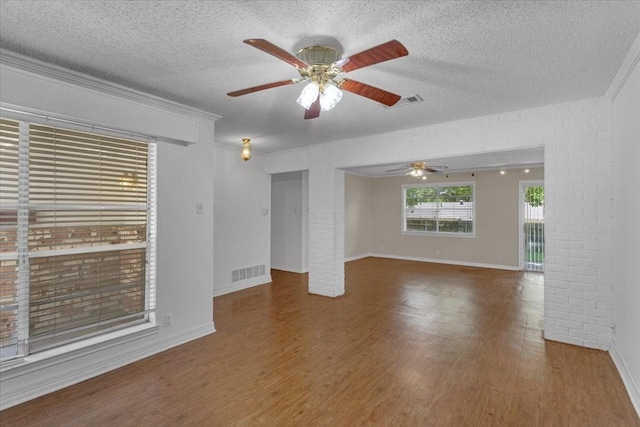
[265, 146, 309, 174]
[0, 53, 203, 144]
[213, 144, 272, 296]
[301, 170, 309, 272]
[611, 50, 640, 413]
[345, 173, 373, 260]
[271, 171, 304, 273]
[0, 58, 217, 409]
[346, 168, 543, 269]
[270, 96, 615, 352]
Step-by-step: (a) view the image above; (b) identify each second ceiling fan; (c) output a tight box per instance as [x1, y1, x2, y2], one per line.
[386, 162, 449, 179]
[227, 39, 409, 119]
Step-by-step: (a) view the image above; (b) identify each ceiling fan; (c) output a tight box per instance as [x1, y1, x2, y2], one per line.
[386, 162, 449, 179]
[227, 39, 408, 119]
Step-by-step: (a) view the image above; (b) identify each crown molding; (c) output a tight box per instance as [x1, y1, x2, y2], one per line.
[0, 48, 221, 122]
[605, 31, 640, 101]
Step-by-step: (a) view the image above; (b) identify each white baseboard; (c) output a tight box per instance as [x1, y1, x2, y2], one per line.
[214, 274, 272, 297]
[271, 263, 306, 274]
[353, 253, 520, 271]
[0, 322, 216, 410]
[345, 253, 375, 263]
[610, 340, 640, 417]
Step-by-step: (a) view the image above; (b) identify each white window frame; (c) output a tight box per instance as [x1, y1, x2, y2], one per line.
[402, 181, 476, 238]
[0, 114, 158, 371]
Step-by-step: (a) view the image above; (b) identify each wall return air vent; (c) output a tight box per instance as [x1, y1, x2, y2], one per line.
[231, 264, 266, 283]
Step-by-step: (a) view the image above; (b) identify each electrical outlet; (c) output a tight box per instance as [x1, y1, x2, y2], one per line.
[164, 313, 173, 327]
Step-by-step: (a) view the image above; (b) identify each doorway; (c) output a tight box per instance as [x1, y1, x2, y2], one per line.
[519, 181, 544, 272]
[270, 171, 309, 273]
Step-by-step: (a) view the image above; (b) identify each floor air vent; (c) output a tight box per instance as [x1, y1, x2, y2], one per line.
[231, 264, 266, 283]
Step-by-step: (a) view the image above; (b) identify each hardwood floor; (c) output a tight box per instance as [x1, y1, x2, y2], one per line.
[2, 257, 638, 426]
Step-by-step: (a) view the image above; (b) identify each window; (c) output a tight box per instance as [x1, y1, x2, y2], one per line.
[0, 117, 156, 362]
[403, 182, 475, 236]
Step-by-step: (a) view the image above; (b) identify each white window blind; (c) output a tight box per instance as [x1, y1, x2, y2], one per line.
[0, 117, 156, 361]
[0, 118, 20, 359]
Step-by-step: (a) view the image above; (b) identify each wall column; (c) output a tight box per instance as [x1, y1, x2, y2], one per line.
[308, 144, 345, 297]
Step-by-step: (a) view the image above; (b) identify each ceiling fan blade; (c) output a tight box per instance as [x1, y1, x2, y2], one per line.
[424, 168, 443, 174]
[337, 40, 408, 73]
[423, 165, 449, 172]
[227, 79, 300, 97]
[244, 39, 309, 69]
[304, 96, 321, 120]
[339, 79, 402, 106]
[385, 167, 410, 172]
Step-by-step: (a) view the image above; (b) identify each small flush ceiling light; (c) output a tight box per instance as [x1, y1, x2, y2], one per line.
[500, 170, 506, 175]
[241, 138, 251, 161]
[524, 168, 530, 174]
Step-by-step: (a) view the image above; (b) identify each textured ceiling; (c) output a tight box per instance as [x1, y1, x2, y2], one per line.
[0, 1, 639, 157]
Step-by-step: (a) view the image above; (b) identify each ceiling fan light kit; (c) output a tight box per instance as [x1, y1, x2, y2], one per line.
[228, 39, 409, 119]
[406, 168, 427, 179]
[386, 162, 449, 179]
[318, 83, 343, 111]
[296, 82, 319, 109]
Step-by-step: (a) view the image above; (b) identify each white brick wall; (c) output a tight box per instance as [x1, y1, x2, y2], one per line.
[305, 96, 614, 350]
[543, 98, 613, 350]
[308, 144, 345, 297]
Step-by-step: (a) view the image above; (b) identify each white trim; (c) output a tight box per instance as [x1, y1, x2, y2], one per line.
[0, 103, 191, 147]
[401, 230, 476, 238]
[364, 253, 520, 271]
[345, 253, 375, 263]
[1, 323, 158, 377]
[270, 263, 306, 274]
[610, 340, 640, 417]
[1, 104, 156, 144]
[402, 181, 476, 237]
[606, 31, 640, 101]
[0, 322, 215, 410]
[0, 49, 221, 122]
[214, 275, 272, 297]
[343, 170, 371, 178]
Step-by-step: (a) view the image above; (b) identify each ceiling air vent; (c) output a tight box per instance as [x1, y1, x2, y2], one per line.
[387, 94, 423, 108]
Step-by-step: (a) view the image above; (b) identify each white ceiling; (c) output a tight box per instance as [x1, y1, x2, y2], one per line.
[0, 1, 639, 167]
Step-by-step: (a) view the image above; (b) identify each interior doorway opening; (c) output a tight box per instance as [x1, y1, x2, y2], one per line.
[520, 181, 544, 272]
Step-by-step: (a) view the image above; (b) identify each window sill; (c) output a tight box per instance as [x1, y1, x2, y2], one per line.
[0, 322, 158, 379]
[402, 231, 476, 238]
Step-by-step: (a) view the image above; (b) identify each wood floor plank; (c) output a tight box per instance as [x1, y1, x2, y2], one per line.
[1, 258, 638, 426]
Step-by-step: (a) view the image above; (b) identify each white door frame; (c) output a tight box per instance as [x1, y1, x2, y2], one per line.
[519, 180, 544, 270]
